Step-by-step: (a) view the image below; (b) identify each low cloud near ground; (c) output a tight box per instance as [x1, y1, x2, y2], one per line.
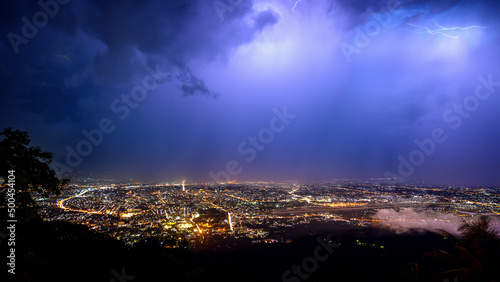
[372, 208, 500, 236]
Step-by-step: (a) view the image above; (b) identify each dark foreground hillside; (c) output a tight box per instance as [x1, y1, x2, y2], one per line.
[1, 211, 499, 282]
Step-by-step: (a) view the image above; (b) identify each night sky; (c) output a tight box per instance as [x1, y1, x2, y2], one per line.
[1, 0, 499, 185]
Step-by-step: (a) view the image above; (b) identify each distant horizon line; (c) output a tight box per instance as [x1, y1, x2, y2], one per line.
[61, 176, 500, 188]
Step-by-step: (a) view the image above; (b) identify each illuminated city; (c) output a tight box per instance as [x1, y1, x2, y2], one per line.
[2, 0, 500, 280]
[37, 179, 500, 249]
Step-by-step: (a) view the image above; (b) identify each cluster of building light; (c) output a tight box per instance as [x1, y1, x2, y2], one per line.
[37, 181, 499, 248]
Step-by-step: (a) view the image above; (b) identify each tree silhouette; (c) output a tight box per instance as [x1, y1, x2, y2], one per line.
[0, 127, 69, 219]
[425, 216, 500, 281]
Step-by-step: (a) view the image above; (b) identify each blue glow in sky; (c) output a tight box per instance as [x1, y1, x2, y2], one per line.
[1, 0, 499, 185]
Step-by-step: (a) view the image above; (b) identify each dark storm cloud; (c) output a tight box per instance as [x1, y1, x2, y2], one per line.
[253, 8, 279, 31]
[0, 0, 278, 123]
[0, 30, 102, 123]
[1, 0, 499, 184]
[81, 0, 277, 81]
[176, 67, 220, 97]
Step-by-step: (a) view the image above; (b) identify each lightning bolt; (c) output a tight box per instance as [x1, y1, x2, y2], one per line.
[289, 0, 303, 17]
[405, 19, 486, 39]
